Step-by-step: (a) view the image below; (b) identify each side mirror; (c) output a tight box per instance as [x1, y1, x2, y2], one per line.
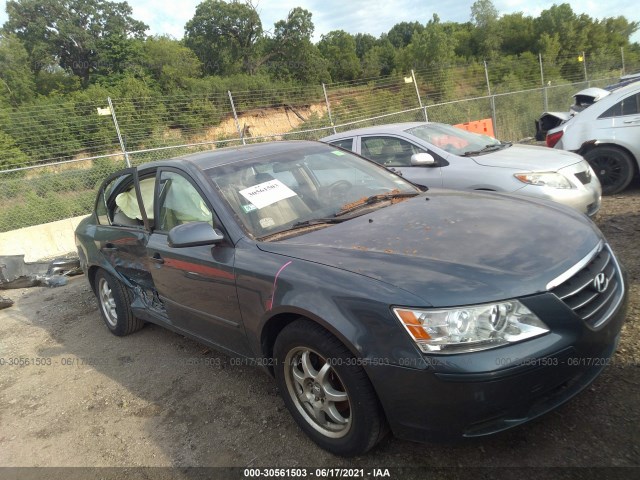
[411, 153, 436, 166]
[168, 222, 224, 248]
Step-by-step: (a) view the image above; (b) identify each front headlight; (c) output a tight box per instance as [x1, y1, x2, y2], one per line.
[514, 172, 573, 189]
[393, 301, 549, 354]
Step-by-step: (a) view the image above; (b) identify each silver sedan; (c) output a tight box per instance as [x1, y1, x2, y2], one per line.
[322, 122, 601, 217]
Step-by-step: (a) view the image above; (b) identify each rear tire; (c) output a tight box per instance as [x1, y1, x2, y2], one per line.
[95, 269, 143, 336]
[584, 146, 635, 195]
[273, 319, 387, 456]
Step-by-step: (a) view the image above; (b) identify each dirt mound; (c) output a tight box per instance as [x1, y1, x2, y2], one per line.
[205, 103, 328, 141]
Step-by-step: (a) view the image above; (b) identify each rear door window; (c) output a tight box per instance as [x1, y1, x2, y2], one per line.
[95, 170, 151, 228]
[598, 93, 640, 118]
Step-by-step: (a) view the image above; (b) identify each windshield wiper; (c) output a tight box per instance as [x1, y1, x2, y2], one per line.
[291, 218, 345, 228]
[257, 218, 344, 241]
[335, 192, 419, 217]
[462, 143, 510, 156]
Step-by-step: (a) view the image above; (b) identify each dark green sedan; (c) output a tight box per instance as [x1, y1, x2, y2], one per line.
[76, 141, 627, 456]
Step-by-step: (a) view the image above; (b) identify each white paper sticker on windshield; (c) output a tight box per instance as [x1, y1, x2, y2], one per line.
[239, 179, 297, 209]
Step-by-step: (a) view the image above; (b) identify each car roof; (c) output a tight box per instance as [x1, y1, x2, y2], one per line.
[321, 122, 429, 140]
[136, 140, 328, 172]
[600, 80, 640, 103]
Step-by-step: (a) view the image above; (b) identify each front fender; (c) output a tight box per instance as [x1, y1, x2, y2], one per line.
[235, 244, 427, 367]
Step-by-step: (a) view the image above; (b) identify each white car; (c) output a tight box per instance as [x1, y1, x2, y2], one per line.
[322, 122, 602, 217]
[546, 81, 640, 195]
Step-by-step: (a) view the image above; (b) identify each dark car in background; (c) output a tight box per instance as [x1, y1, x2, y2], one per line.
[76, 141, 627, 456]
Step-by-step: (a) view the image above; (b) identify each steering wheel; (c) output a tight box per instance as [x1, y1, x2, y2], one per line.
[327, 180, 353, 201]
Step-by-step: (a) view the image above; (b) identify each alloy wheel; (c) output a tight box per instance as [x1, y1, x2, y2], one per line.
[283, 346, 352, 438]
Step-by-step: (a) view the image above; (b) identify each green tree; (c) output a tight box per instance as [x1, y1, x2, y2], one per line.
[0, 34, 35, 105]
[318, 30, 360, 82]
[142, 36, 202, 91]
[499, 13, 535, 56]
[535, 4, 585, 53]
[398, 15, 457, 70]
[375, 38, 398, 76]
[260, 8, 330, 84]
[361, 39, 396, 78]
[603, 16, 640, 48]
[354, 33, 377, 59]
[470, 0, 502, 59]
[184, 0, 263, 75]
[537, 33, 563, 80]
[3, 0, 148, 86]
[0, 130, 30, 169]
[387, 21, 424, 49]
[398, 15, 457, 99]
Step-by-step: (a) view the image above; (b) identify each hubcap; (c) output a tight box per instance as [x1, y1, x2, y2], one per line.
[284, 347, 351, 438]
[98, 277, 118, 327]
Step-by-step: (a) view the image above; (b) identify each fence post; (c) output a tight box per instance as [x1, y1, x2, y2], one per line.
[411, 70, 428, 122]
[621, 47, 626, 76]
[107, 97, 131, 168]
[228, 91, 245, 145]
[582, 51, 589, 86]
[539, 53, 548, 112]
[322, 83, 337, 135]
[483, 61, 497, 136]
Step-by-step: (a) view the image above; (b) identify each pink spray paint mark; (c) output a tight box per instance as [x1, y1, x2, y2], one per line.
[267, 260, 292, 310]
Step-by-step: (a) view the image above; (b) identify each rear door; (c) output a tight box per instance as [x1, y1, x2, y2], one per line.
[611, 91, 640, 139]
[145, 168, 249, 355]
[93, 168, 159, 310]
[595, 91, 640, 140]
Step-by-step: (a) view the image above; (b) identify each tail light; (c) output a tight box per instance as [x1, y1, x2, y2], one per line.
[546, 130, 564, 148]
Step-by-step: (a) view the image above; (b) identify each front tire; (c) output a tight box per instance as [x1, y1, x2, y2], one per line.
[274, 320, 387, 456]
[584, 146, 635, 195]
[95, 269, 143, 336]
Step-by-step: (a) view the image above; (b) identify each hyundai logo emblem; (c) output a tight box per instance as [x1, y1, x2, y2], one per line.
[592, 272, 609, 293]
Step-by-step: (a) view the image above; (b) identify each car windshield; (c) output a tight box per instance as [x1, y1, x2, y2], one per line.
[407, 123, 505, 156]
[207, 143, 419, 239]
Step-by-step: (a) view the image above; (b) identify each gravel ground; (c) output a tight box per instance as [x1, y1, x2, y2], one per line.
[0, 186, 639, 475]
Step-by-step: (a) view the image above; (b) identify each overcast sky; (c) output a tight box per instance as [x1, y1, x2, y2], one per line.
[1, 0, 638, 44]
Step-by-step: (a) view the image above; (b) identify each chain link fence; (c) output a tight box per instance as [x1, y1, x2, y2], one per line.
[1, 49, 638, 233]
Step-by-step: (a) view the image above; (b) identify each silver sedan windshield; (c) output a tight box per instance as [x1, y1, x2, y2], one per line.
[407, 123, 502, 155]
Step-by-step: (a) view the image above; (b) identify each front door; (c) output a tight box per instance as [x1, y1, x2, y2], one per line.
[146, 168, 249, 355]
[359, 135, 444, 188]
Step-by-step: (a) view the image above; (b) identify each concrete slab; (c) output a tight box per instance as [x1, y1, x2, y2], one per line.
[0, 215, 87, 262]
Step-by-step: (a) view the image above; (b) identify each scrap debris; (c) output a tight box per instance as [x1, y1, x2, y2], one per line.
[0, 255, 82, 290]
[0, 295, 13, 310]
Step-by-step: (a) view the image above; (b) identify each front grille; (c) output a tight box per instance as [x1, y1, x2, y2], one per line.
[575, 170, 592, 185]
[550, 244, 622, 328]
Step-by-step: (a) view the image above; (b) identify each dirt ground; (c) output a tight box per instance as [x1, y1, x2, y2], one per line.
[0, 186, 639, 474]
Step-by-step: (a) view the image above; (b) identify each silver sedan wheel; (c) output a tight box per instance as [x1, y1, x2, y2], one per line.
[98, 277, 118, 327]
[284, 346, 352, 438]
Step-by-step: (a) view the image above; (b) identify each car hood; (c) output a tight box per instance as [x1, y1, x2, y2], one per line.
[470, 144, 583, 171]
[257, 191, 601, 307]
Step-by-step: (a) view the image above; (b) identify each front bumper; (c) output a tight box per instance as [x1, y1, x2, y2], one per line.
[366, 287, 627, 443]
[515, 181, 601, 217]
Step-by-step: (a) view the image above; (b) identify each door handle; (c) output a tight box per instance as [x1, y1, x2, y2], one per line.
[623, 117, 640, 124]
[101, 243, 118, 252]
[150, 253, 165, 264]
